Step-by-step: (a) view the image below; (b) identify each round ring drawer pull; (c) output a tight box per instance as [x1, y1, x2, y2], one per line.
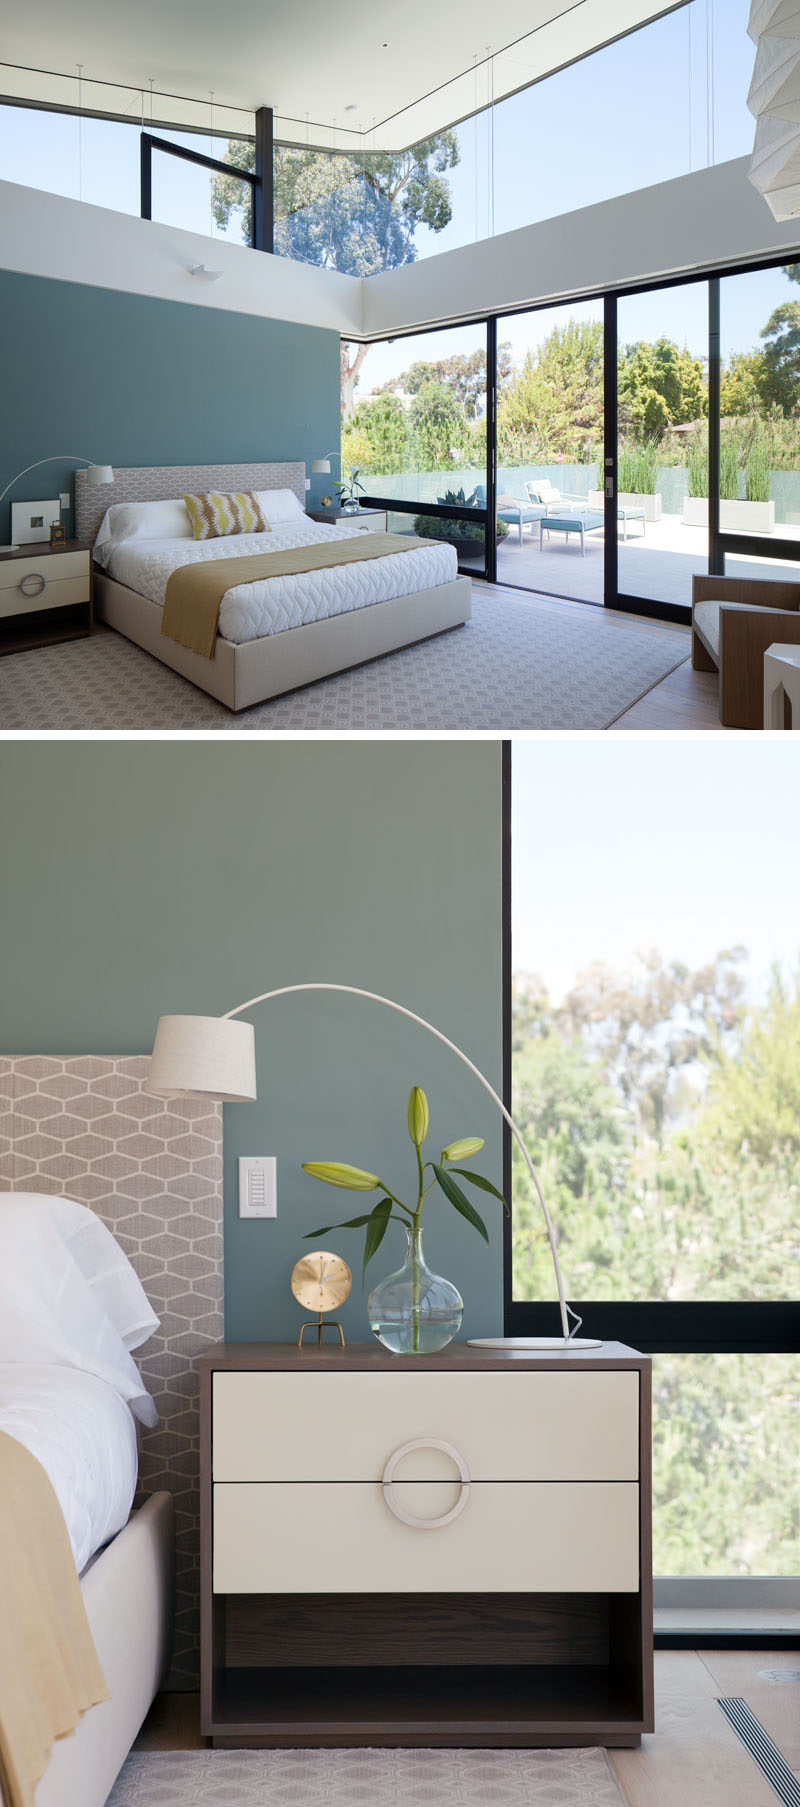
[19, 573, 46, 598]
[382, 1438, 471, 1530]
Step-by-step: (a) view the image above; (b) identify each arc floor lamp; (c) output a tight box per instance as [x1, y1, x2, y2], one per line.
[147, 982, 600, 1351]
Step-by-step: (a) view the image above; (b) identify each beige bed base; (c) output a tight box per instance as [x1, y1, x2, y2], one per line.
[28, 1493, 174, 1807]
[94, 569, 472, 713]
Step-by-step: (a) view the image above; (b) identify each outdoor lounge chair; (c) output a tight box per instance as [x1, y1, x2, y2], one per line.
[525, 478, 588, 512]
[495, 490, 545, 542]
[692, 573, 800, 727]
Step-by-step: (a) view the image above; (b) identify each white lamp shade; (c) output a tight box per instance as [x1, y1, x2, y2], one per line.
[312, 458, 331, 475]
[87, 464, 114, 485]
[147, 1014, 257, 1101]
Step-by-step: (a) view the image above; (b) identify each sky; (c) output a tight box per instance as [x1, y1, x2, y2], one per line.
[512, 737, 800, 1005]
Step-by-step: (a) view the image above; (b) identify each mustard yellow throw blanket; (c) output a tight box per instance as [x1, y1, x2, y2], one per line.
[0, 1432, 109, 1807]
[160, 531, 429, 660]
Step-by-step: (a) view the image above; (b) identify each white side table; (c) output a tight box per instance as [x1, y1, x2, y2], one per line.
[764, 643, 800, 729]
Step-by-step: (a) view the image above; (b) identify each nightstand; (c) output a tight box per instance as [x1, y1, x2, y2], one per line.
[307, 508, 388, 533]
[200, 1342, 653, 1749]
[0, 540, 92, 655]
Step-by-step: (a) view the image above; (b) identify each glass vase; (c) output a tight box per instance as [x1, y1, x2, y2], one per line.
[368, 1226, 463, 1354]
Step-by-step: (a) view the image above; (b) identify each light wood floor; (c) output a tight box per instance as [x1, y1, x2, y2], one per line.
[135, 1651, 799, 1803]
[472, 580, 726, 730]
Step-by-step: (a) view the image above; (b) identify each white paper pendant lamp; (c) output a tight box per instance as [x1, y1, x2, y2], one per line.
[749, 0, 800, 215]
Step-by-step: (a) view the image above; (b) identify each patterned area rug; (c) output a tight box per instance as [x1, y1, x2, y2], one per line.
[0, 595, 688, 730]
[108, 1747, 627, 1805]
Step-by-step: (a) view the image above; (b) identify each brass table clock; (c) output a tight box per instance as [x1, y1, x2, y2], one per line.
[291, 1250, 352, 1348]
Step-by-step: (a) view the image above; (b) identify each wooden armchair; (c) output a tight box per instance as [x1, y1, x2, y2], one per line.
[692, 574, 800, 727]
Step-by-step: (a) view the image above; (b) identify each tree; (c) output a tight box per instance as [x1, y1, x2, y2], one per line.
[211, 132, 459, 277]
[498, 320, 604, 460]
[759, 300, 800, 416]
[618, 337, 707, 440]
[408, 379, 473, 470]
[386, 344, 513, 420]
[720, 351, 766, 418]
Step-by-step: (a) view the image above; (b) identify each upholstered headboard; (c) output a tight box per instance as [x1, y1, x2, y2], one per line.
[0, 1055, 223, 1688]
[75, 460, 306, 545]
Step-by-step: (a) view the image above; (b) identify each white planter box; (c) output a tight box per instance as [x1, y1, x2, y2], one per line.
[682, 497, 776, 532]
[588, 490, 662, 521]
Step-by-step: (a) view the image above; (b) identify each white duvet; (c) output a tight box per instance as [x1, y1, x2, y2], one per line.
[104, 517, 458, 645]
[0, 1363, 139, 1574]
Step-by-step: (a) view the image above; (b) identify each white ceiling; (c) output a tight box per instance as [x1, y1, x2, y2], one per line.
[0, 1, 681, 148]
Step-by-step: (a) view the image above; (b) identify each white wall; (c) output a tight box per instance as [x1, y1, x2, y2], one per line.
[362, 158, 800, 338]
[4, 154, 800, 349]
[0, 179, 363, 336]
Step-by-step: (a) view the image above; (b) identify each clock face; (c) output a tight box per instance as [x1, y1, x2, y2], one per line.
[291, 1250, 352, 1313]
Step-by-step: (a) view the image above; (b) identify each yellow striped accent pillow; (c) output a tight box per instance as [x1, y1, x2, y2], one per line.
[183, 491, 271, 540]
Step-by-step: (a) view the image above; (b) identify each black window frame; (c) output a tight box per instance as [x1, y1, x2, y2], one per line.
[140, 107, 273, 252]
[351, 247, 800, 616]
[500, 739, 800, 1358]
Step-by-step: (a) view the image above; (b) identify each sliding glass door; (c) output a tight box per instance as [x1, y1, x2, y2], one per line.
[493, 299, 604, 605]
[345, 253, 800, 613]
[615, 280, 710, 613]
[351, 322, 490, 575]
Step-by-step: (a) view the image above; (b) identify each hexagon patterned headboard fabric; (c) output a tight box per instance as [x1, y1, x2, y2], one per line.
[0, 1054, 223, 1687]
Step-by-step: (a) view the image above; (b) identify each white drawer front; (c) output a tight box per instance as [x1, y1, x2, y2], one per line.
[0, 573, 89, 619]
[0, 550, 88, 591]
[213, 1370, 639, 1483]
[213, 1480, 640, 1594]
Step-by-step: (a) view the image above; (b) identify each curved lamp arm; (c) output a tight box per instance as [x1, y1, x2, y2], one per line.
[222, 981, 576, 1342]
[0, 456, 112, 508]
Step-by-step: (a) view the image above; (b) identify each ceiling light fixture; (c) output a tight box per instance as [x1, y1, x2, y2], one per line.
[189, 264, 224, 281]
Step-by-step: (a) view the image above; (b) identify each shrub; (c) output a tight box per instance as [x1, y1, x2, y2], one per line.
[745, 444, 772, 503]
[719, 442, 741, 502]
[617, 440, 660, 494]
[687, 442, 708, 498]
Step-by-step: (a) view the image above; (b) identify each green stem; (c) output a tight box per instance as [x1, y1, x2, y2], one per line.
[412, 1143, 425, 1355]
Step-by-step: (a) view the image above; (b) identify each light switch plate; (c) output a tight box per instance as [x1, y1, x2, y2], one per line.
[238, 1156, 277, 1218]
[59, 493, 70, 510]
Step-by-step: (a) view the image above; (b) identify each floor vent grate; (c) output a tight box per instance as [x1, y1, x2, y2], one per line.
[718, 1698, 800, 1805]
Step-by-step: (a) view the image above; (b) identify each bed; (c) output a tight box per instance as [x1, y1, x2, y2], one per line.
[78, 461, 472, 713]
[0, 1194, 173, 1807]
[0, 1053, 225, 1807]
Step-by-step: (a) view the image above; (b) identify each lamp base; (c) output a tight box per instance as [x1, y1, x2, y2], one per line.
[466, 1336, 603, 1351]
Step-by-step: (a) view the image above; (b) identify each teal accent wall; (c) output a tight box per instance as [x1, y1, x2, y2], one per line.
[0, 269, 341, 541]
[0, 742, 504, 1342]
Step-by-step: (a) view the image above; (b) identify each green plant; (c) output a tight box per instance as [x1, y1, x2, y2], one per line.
[745, 443, 772, 503]
[413, 487, 508, 545]
[687, 441, 709, 498]
[719, 441, 741, 502]
[334, 468, 366, 508]
[302, 1085, 506, 1350]
[617, 440, 659, 495]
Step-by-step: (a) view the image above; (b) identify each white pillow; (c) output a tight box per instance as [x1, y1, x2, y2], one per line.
[0, 1194, 159, 1425]
[94, 497, 192, 566]
[254, 487, 304, 525]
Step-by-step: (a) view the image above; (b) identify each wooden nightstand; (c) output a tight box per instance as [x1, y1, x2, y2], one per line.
[307, 508, 388, 533]
[0, 540, 92, 655]
[200, 1342, 653, 1749]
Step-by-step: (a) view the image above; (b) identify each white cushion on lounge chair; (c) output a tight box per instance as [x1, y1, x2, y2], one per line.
[694, 597, 799, 660]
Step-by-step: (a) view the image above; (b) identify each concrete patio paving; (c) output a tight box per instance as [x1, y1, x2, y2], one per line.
[495, 512, 800, 607]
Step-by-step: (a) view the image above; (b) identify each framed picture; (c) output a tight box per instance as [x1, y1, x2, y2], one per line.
[11, 498, 61, 545]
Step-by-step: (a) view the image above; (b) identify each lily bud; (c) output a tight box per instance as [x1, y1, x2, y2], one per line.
[441, 1136, 485, 1162]
[406, 1086, 430, 1147]
[302, 1161, 381, 1191]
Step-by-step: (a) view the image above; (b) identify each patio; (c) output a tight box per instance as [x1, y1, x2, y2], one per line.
[494, 511, 800, 608]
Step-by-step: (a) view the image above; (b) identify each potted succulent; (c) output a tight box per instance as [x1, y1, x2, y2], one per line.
[302, 1085, 506, 1353]
[413, 488, 509, 561]
[334, 468, 366, 514]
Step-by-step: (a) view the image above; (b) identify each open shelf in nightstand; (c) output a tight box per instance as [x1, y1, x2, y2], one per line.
[206, 1590, 647, 1748]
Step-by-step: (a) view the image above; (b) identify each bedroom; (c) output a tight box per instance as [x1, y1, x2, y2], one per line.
[1, 736, 798, 1806]
[2, 2, 800, 729]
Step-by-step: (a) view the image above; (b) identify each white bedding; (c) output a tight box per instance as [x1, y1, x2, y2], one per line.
[0, 1363, 138, 1575]
[103, 518, 458, 645]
